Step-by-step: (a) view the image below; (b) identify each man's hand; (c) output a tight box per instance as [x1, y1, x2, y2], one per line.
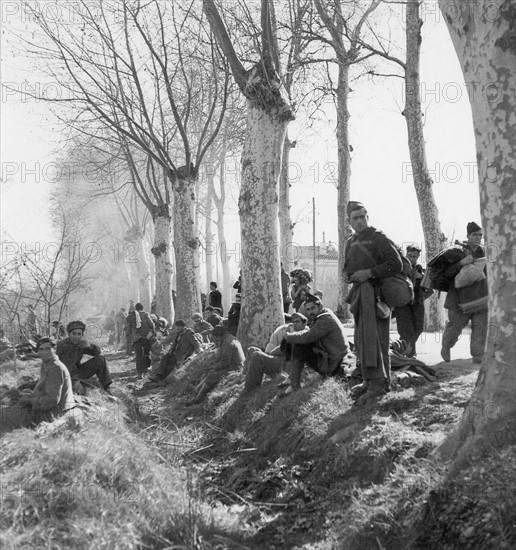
[459, 256, 474, 266]
[77, 340, 90, 350]
[350, 269, 372, 283]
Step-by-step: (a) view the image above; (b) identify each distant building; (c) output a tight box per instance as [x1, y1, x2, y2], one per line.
[291, 235, 339, 310]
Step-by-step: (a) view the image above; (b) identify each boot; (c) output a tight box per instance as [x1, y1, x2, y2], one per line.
[355, 378, 389, 407]
[440, 346, 451, 362]
[351, 380, 369, 400]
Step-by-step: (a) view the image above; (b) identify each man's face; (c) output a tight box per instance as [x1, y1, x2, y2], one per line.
[467, 230, 483, 247]
[38, 342, 55, 361]
[406, 251, 420, 266]
[349, 208, 369, 234]
[292, 318, 307, 331]
[69, 329, 84, 345]
[304, 302, 322, 321]
[212, 335, 222, 346]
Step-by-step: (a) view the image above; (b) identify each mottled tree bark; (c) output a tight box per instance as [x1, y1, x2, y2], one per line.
[238, 103, 289, 348]
[436, 0, 516, 462]
[151, 204, 174, 323]
[405, 0, 447, 330]
[279, 136, 295, 273]
[336, 62, 352, 319]
[173, 176, 202, 322]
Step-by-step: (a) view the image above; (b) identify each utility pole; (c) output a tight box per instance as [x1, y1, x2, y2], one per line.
[312, 197, 317, 290]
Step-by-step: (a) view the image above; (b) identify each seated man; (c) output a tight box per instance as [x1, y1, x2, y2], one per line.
[0, 328, 14, 363]
[243, 312, 308, 392]
[187, 325, 245, 404]
[283, 293, 350, 395]
[56, 321, 113, 394]
[149, 320, 202, 381]
[204, 306, 222, 328]
[192, 312, 214, 342]
[1, 337, 76, 434]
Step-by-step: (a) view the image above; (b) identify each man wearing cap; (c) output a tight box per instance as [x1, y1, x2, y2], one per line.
[204, 306, 222, 328]
[2, 337, 76, 434]
[441, 222, 487, 363]
[186, 325, 245, 404]
[394, 245, 433, 357]
[149, 320, 202, 382]
[343, 201, 404, 404]
[282, 295, 349, 394]
[192, 312, 214, 342]
[243, 312, 308, 393]
[226, 294, 242, 336]
[56, 321, 113, 393]
[125, 303, 156, 379]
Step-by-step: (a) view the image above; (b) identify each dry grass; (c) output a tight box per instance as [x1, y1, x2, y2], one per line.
[2, 347, 514, 550]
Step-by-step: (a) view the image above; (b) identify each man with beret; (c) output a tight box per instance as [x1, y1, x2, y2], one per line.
[343, 201, 404, 405]
[192, 312, 214, 342]
[149, 319, 202, 382]
[186, 324, 245, 405]
[281, 294, 349, 395]
[56, 320, 113, 393]
[1, 337, 76, 434]
[441, 222, 487, 363]
[394, 244, 433, 357]
[243, 312, 308, 393]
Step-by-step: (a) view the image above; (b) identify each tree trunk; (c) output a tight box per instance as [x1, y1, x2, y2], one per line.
[436, 0, 516, 462]
[173, 176, 202, 321]
[237, 102, 288, 349]
[405, 0, 447, 331]
[205, 174, 215, 292]
[215, 158, 231, 312]
[336, 62, 352, 320]
[279, 135, 295, 273]
[125, 227, 152, 310]
[151, 204, 175, 323]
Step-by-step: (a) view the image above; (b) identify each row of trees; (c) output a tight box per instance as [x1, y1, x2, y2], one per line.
[15, 0, 452, 347]
[4, 0, 515, 470]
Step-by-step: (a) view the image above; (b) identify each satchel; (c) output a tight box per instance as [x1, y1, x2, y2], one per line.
[380, 275, 414, 308]
[455, 258, 486, 289]
[457, 278, 488, 314]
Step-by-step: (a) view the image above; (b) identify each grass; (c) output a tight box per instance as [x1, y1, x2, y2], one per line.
[2, 347, 515, 549]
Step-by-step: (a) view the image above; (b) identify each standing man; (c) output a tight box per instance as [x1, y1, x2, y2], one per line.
[281, 263, 292, 313]
[343, 201, 404, 405]
[441, 222, 487, 363]
[115, 308, 127, 347]
[125, 303, 156, 379]
[56, 321, 113, 393]
[207, 281, 223, 315]
[283, 295, 349, 395]
[395, 245, 433, 357]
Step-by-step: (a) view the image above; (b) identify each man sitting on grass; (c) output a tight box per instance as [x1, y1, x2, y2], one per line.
[149, 320, 202, 382]
[1, 337, 76, 434]
[282, 293, 350, 395]
[186, 325, 245, 405]
[243, 312, 308, 393]
[56, 321, 113, 394]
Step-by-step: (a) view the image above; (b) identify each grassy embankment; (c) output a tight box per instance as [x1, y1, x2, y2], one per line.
[1, 350, 515, 549]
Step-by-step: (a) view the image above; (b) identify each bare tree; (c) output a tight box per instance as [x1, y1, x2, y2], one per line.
[310, 0, 381, 317]
[357, 0, 447, 329]
[204, 0, 295, 348]
[23, 0, 230, 321]
[435, 0, 516, 463]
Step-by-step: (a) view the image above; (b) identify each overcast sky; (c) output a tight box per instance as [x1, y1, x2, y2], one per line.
[1, 1, 483, 265]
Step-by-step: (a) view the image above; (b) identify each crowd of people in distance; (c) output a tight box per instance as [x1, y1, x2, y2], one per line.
[1, 202, 488, 434]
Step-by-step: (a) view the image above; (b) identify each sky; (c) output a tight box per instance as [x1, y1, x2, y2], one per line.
[0, 1, 483, 268]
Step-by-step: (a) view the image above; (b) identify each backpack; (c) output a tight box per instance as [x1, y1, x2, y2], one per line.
[422, 245, 466, 292]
